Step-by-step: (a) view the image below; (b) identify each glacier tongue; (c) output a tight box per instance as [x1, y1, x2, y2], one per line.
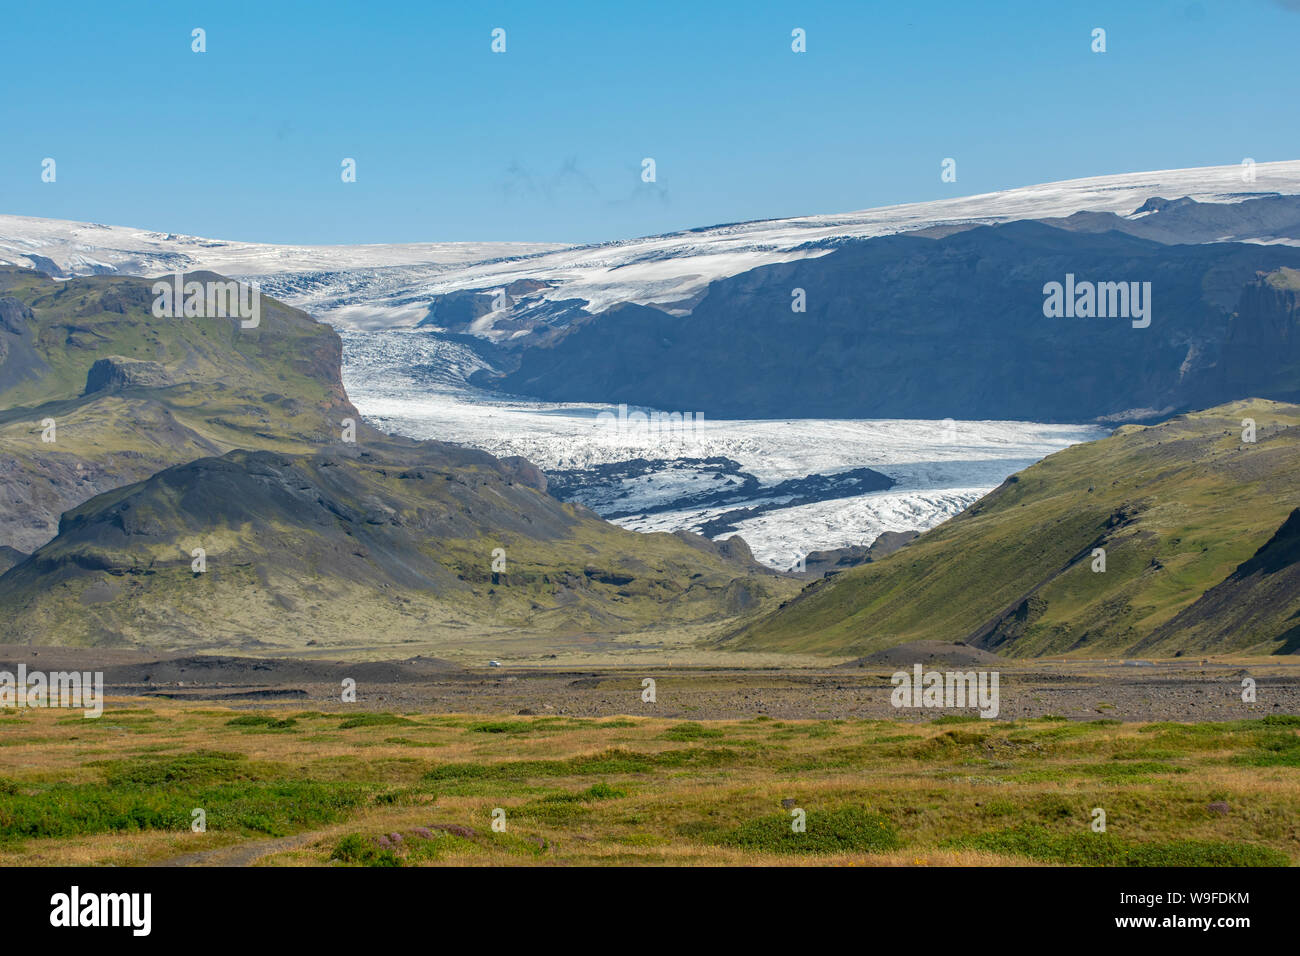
[341, 329, 1104, 568]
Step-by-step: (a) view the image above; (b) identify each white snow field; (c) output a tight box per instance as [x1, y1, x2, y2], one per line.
[3, 160, 1299, 332]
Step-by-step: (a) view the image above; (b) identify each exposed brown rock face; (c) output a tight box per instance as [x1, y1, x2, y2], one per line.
[84, 356, 175, 393]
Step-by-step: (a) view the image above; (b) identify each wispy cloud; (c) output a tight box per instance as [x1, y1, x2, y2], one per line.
[498, 157, 600, 203]
[604, 162, 671, 209]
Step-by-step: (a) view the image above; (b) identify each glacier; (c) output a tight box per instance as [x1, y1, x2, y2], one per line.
[341, 329, 1104, 568]
[7, 161, 1274, 566]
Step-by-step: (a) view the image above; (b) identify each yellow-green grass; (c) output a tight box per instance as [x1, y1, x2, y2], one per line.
[0, 700, 1294, 866]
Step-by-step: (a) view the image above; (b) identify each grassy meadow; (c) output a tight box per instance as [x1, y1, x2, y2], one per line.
[0, 699, 1295, 867]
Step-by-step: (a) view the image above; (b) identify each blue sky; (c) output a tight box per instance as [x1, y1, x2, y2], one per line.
[1, 0, 1297, 244]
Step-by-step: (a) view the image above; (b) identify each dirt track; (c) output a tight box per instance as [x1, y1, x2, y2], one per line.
[159, 834, 318, 867]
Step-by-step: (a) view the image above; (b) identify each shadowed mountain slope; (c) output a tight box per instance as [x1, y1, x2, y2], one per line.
[0, 438, 787, 651]
[491, 223, 1300, 422]
[1138, 507, 1300, 655]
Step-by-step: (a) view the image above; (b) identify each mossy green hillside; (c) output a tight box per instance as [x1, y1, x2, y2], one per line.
[0, 442, 793, 649]
[731, 399, 1300, 657]
[0, 267, 358, 553]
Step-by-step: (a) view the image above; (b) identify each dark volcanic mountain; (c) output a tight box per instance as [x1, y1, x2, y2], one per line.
[486, 221, 1300, 422]
[0, 438, 786, 650]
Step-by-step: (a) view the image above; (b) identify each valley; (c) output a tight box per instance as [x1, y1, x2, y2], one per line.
[5, 0, 1300, 892]
[339, 326, 1102, 568]
[3, 165, 1299, 663]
